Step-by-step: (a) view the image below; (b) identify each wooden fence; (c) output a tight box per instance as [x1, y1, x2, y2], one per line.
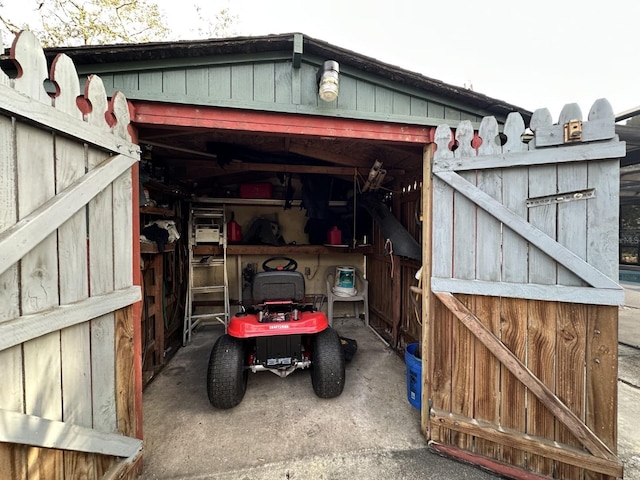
[423, 100, 625, 479]
[368, 186, 422, 349]
[0, 31, 141, 480]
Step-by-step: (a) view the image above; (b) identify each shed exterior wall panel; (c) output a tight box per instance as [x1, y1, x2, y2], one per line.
[86, 57, 484, 126]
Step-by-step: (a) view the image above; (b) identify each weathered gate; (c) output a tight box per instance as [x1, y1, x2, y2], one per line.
[423, 100, 625, 478]
[0, 32, 141, 479]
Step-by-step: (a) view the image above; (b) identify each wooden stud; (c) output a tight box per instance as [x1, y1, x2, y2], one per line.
[421, 142, 435, 438]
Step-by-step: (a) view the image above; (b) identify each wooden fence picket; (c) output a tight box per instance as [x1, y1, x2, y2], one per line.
[473, 115, 501, 460]
[52, 52, 96, 479]
[12, 30, 65, 479]
[0, 29, 24, 478]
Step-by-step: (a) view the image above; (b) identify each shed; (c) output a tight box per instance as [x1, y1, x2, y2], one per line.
[0, 31, 628, 479]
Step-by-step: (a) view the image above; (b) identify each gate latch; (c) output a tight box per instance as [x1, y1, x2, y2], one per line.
[563, 119, 583, 143]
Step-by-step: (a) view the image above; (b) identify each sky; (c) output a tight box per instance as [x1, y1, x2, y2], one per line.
[2, 0, 638, 121]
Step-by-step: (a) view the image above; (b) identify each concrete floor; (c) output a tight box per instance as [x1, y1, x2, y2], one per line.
[140, 317, 501, 479]
[141, 307, 640, 480]
[617, 286, 640, 480]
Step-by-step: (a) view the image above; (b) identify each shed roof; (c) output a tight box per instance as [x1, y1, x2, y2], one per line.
[38, 33, 531, 122]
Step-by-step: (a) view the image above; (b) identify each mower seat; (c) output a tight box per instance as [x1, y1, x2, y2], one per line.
[251, 271, 305, 304]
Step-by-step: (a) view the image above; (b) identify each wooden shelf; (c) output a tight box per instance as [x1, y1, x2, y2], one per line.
[193, 244, 372, 255]
[192, 197, 347, 207]
[140, 242, 176, 254]
[140, 206, 174, 216]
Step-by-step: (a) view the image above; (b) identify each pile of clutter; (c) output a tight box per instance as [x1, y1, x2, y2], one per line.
[140, 220, 180, 252]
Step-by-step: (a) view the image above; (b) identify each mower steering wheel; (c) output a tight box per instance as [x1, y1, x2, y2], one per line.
[262, 256, 298, 272]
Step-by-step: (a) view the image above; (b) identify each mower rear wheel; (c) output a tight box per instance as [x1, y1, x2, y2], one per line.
[310, 327, 345, 398]
[207, 334, 248, 409]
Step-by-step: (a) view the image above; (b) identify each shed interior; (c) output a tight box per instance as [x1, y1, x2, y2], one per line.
[135, 116, 427, 383]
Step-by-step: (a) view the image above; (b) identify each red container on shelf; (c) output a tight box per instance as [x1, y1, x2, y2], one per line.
[327, 226, 342, 245]
[239, 183, 273, 199]
[227, 218, 242, 243]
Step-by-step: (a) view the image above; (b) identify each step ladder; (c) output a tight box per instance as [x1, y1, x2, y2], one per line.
[183, 205, 230, 345]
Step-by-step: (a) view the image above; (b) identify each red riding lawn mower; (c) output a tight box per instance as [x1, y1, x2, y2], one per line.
[207, 256, 346, 409]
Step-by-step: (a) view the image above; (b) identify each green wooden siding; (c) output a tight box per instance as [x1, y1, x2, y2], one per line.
[114, 72, 139, 93]
[140, 71, 162, 93]
[208, 66, 232, 100]
[428, 102, 445, 119]
[163, 70, 186, 95]
[354, 80, 375, 112]
[274, 63, 292, 104]
[337, 75, 357, 111]
[375, 86, 394, 114]
[300, 63, 320, 108]
[95, 56, 484, 126]
[231, 64, 253, 102]
[185, 68, 208, 97]
[253, 63, 275, 103]
[393, 92, 411, 116]
[410, 97, 429, 117]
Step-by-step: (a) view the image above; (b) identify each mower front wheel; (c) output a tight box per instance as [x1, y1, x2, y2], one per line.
[207, 334, 248, 409]
[310, 327, 345, 398]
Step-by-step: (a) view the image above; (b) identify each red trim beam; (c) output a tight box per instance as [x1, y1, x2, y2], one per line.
[131, 101, 434, 144]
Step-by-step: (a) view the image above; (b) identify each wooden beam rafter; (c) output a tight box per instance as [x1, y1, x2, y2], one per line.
[132, 101, 434, 144]
[286, 142, 371, 168]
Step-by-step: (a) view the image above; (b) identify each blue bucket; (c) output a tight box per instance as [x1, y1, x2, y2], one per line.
[405, 343, 422, 410]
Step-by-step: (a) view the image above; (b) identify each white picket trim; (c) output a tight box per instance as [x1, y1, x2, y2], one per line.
[534, 117, 616, 147]
[0, 82, 139, 158]
[432, 139, 625, 173]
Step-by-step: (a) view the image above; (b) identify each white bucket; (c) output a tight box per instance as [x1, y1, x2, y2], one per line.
[333, 266, 356, 297]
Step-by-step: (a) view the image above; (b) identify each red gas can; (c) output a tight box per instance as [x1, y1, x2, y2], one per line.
[327, 226, 342, 245]
[227, 214, 242, 243]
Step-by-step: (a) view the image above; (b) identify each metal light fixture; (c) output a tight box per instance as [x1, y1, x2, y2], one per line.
[318, 60, 339, 102]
